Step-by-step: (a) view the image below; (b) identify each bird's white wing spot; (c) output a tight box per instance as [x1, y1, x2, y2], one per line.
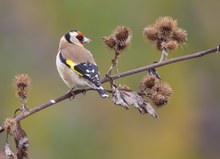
[50, 100, 56, 104]
[85, 74, 91, 77]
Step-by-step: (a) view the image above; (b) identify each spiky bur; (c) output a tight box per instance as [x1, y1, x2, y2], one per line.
[140, 75, 156, 90]
[139, 74, 173, 107]
[14, 74, 31, 100]
[103, 26, 132, 75]
[143, 16, 187, 62]
[3, 118, 16, 132]
[103, 26, 132, 52]
[151, 82, 173, 107]
[14, 74, 31, 112]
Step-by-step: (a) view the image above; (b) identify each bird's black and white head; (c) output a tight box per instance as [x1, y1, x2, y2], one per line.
[63, 30, 91, 46]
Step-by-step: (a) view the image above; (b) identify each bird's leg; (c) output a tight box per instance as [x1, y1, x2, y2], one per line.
[69, 87, 76, 100]
[69, 88, 87, 100]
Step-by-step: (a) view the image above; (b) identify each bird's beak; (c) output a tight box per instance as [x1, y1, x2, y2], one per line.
[83, 37, 92, 43]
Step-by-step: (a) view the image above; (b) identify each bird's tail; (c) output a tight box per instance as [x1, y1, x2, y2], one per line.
[97, 87, 109, 98]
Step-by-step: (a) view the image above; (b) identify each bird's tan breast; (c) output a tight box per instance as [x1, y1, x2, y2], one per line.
[56, 53, 90, 89]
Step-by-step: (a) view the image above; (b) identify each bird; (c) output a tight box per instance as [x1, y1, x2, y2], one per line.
[56, 30, 109, 98]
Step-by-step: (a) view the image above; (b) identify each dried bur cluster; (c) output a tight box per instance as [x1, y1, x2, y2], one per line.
[103, 26, 132, 75]
[14, 74, 31, 113]
[103, 26, 157, 116]
[143, 16, 187, 62]
[140, 72, 173, 107]
[0, 74, 31, 159]
[103, 17, 185, 117]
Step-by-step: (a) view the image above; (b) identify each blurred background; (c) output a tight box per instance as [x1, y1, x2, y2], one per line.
[0, 0, 220, 159]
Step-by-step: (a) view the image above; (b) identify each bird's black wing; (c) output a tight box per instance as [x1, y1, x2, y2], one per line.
[74, 62, 101, 87]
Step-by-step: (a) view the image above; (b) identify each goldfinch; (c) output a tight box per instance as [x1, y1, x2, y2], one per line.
[56, 30, 109, 98]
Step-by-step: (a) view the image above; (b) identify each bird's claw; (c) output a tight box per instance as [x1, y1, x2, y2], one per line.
[82, 90, 87, 94]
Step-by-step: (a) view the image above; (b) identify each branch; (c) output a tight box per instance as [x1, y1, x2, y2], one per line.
[0, 44, 219, 133]
[102, 45, 219, 82]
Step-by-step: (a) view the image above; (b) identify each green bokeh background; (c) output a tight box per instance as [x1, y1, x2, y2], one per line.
[1, 0, 220, 159]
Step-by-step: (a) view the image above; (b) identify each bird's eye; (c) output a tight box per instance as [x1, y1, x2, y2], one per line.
[76, 35, 84, 41]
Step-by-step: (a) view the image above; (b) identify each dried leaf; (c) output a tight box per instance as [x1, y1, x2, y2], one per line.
[143, 102, 158, 118]
[112, 86, 157, 118]
[112, 86, 129, 109]
[4, 143, 17, 159]
[13, 122, 29, 159]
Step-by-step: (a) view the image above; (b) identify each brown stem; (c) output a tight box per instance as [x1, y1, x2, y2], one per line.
[0, 44, 219, 133]
[159, 48, 168, 63]
[106, 49, 120, 75]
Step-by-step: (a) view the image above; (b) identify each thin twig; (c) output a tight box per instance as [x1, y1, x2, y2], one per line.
[0, 44, 219, 133]
[106, 50, 120, 75]
[159, 48, 168, 63]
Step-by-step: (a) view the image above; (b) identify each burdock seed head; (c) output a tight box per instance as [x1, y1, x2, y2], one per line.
[154, 16, 177, 34]
[152, 93, 169, 107]
[143, 16, 187, 51]
[103, 25, 132, 52]
[172, 28, 188, 43]
[161, 40, 178, 51]
[151, 81, 173, 107]
[103, 36, 116, 50]
[140, 75, 156, 90]
[143, 26, 159, 42]
[14, 74, 31, 99]
[154, 82, 173, 97]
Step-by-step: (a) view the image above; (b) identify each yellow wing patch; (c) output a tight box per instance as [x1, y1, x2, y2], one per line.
[66, 59, 83, 76]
